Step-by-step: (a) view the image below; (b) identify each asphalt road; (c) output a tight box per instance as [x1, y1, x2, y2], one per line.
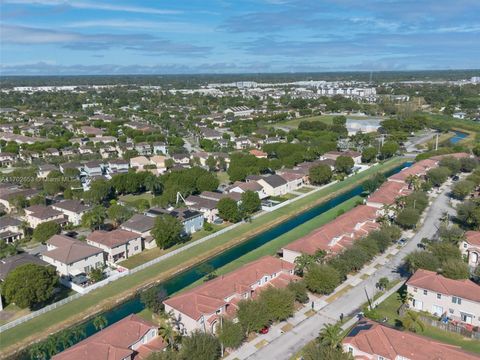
[247, 182, 455, 360]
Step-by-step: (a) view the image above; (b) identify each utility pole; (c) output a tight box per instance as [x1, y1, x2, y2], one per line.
[364, 286, 373, 310]
[435, 133, 439, 151]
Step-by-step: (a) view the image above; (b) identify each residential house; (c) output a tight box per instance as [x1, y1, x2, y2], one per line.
[0, 188, 38, 212]
[171, 153, 190, 165]
[279, 172, 304, 192]
[52, 314, 165, 360]
[282, 205, 379, 263]
[107, 159, 129, 175]
[120, 214, 156, 249]
[227, 181, 268, 199]
[149, 155, 167, 174]
[199, 191, 242, 203]
[163, 256, 297, 335]
[51, 200, 92, 226]
[145, 208, 204, 234]
[45, 148, 61, 157]
[388, 159, 438, 184]
[224, 106, 254, 117]
[37, 164, 58, 179]
[249, 149, 268, 159]
[461, 231, 480, 267]
[60, 162, 82, 174]
[0, 253, 49, 281]
[90, 136, 117, 145]
[406, 269, 480, 326]
[130, 156, 151, 171]
[257, 174, 288, 197]
[0, 216, 23, 243]
[342, 319, 478, 360]
[234, 137, 252, 149]
[184, 195, 219, 223]
[323, 150, 362, 165]
[152, 142, 168, 155]
[366, 181, 413, 209]
[0, 153, 17, 167]
[83, 161, 104, 177]
[135, 142, 152, 156]
[80, 126, 104, 137]
[41, 234, 104, 276]
[87, 229, 143, 263]
[24, 205, 66, 229]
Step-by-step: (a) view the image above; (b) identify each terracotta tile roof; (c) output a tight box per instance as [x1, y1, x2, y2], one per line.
[344, 319, 478, 360]
[367, 181, 412, 206]
[87, 229, 140, 248]
[164, 256, 295, 321]
[44, 234, 102, 264]
[465, 231, 480, 246]
[52, 314, 164, 360]
[406, 269, 480, 303]
[249, 149, 267, 157]
[284, 205, 379, 255]
[389, 159, 438, 182]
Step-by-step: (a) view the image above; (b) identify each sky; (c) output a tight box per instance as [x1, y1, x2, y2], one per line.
[1, 0, 479, 75]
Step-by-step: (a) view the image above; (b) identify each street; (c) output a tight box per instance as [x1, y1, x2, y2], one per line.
[230, 181, 455, 360]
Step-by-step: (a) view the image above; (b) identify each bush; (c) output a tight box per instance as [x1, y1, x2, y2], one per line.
[439, 156, 461, 175]
[460, 157, 478, 172]
[258, 287, 295, 322]
[451, 180, 475, 200]
[441, 259, 470, 280]
[217, 318, 244, 350]
[287, 280, 309, 303]
[426, 167, 451, 187]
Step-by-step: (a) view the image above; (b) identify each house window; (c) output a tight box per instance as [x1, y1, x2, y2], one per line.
[413, 287, 417, 293]
[449, 308, 454, 314]
[264, 276, 268, 283]
[463, 243, 468, 248]
[452, 296, 462, 305]
[423, 290, 428, 295]
[378, 356, 385, 360]
[134, 246, 139, 251]
[437, 293, 441, 299]
[348, 347, 353, 354]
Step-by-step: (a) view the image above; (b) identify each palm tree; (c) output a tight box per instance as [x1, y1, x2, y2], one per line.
[294, 254, 314, 275]
[29, 344, 47, 360]
[158, 322, 177, 350]
[70, 325, 86, 342]
[93, 315, 108, 331]
[406, 175, 421, 191]
[401, 310, 425, 333]
[318, 323, 343, 349]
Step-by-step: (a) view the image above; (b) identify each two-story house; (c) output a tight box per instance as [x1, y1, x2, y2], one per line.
[406, 269, 480, 326]
[87, 229, 142, 263]
[461, 231, 480, 267]
[163, 256, 297, 335]
[120, 214, 156, 249]
[145, 208, 204, 235]
[41, 234, 104, 276]
[23, 205, 66, 229]
[52, 314, 165, 360]
[51, 200, 92, 226]
[0, 216, 23, 243]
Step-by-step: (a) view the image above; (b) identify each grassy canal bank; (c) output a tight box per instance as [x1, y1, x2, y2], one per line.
[0, 157, 406, 357]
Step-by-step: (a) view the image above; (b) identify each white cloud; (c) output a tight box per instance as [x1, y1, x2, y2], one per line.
[64, 19, 213, 33]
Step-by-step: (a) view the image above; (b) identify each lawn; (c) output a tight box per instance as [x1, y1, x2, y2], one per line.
[0, 157, 406, 354]
[119, 193, 154, 206]
[216, 171, 230, 185]
[295, 186, 315, 194]
[373, 288, 480, 354]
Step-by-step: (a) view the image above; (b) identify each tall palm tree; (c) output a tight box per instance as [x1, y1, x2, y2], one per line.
[29, 344, 47, 360]
[294, 254, 314, 275]
[318, 323, 343, 349]
[401, 310, 425, 333]
[93, 315, 108, 331]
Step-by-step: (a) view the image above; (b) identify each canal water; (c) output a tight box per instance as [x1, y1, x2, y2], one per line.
[450, 130, 468, 144]
[17, 162, 412, 359]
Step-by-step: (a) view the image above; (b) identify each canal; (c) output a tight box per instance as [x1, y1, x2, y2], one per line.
[18, 161, 412, 359]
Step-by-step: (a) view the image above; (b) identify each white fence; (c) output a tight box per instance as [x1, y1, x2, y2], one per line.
[0, 162, 384, 333]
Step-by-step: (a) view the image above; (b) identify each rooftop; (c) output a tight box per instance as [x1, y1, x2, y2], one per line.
[87, 229, 140, 248]
[44, 234, 102, 264]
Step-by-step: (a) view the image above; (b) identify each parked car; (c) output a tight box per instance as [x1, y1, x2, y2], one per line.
[259, 326, 269, 334]
[397, 238, 408, 247]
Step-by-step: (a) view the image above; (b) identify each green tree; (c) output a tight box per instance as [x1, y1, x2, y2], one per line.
[218, 318, 245, 350]
[457, 200, 480, 229]
[334, 156, 354, 174]
[81, 206, 106, 230]
[240, 190, 261, 216]
[395, 208, 420, 229]
[309, 164, 333, 185]
[439, 156, 461, 175]
[89, 267, 104, 283]
[258, 287, 295, 322]
[107, 203, 133, 227]
[83, 179, 113, 204]
[152, 214, 183, 249]
[304, 264, 341, 294]
[206, 156, 217, 171]
[361, 147, 377, 163]
[180, 330, 221, 360]
[426, 167, 450, 187]
[405, 251, 440, 273]
[451, 180, 475, 200]
[401, 310, 425, 333]
[140, 286, 168, 314]
[217, 197, 241, 223]
[441, 259, 470, 280]
[93, 315, 108, 331]
[319, 323, 343, 349]
[376, 277, 390, 291]
[302, 342, 352, 360]
[287, 280, 309, 303]
[32, 221, 61, 243]
[3, 264, 58, 309]
[380, 141, 399, 159]
[237, 299, 270, 334]
[159, 321, 180, 351]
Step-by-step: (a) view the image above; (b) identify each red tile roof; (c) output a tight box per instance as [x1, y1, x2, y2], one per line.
[164, 256, 295, 321]
[284, 205, 379, 255]
[465, 231, 480, 246]
[343, 319, 479, 360]
[52, 314, 164, 360]
[389, 159, 438, 182]
[406, 269, 480, 303]
[87, 229, 140, 248]
[367, 181, 412, 206]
